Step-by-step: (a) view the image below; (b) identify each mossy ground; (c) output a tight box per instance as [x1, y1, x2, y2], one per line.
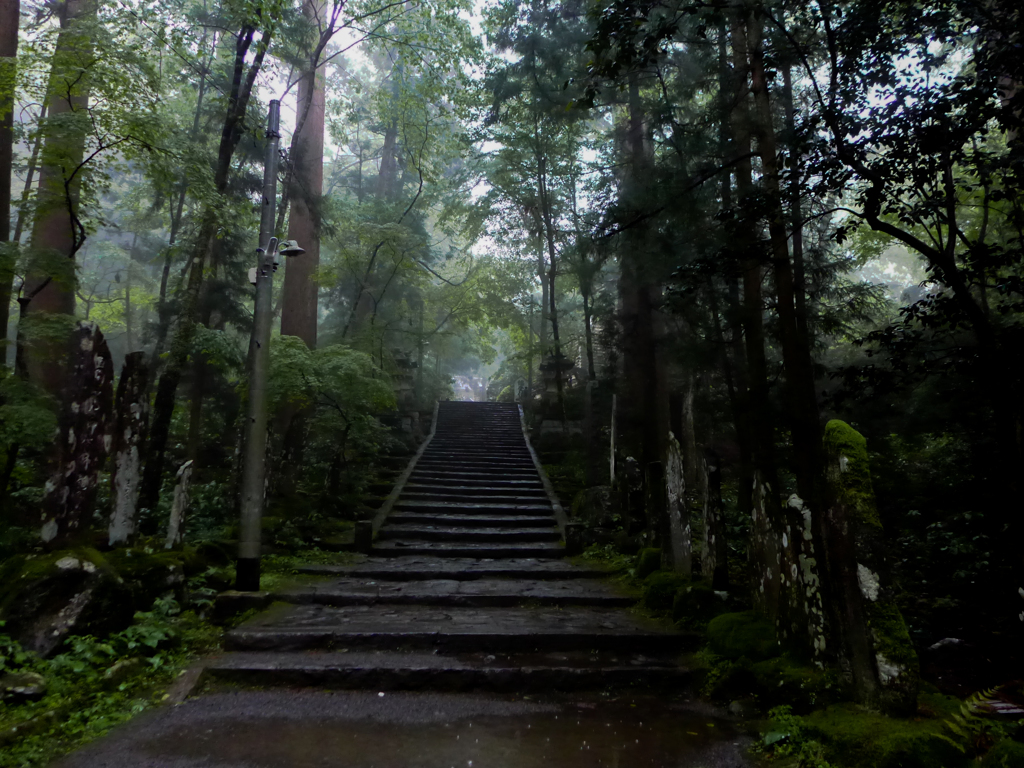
[798, 693, 965, 768]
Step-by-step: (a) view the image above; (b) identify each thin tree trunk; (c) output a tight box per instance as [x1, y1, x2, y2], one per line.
[536, 154, 566, 421]
[139, 23, 272, 514]
[0, 0, 19, 347]
[582, 287, 596, 381]
[152, 30, 214, 364]
[11, 103, 45, 246]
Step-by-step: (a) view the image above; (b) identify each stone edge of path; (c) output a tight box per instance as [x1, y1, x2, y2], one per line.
[371, 400, 440, 536]
[518, 403, 568, 536]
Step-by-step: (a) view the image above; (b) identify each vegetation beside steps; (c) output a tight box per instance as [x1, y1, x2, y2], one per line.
[585, 542, 1024, 768]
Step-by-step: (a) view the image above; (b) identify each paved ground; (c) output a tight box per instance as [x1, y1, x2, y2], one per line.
[51, 690, 753, 768]
[49, 402, 752, 766]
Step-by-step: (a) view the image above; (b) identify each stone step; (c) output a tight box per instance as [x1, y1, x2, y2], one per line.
[373, 541, 565, 558]
[419, 454, 534, 463]
[226, 605, 694, 654]
[387, 513, 555, 527]
[396, 494, 551, 508]
[394, 504, 552, 518]
[410, 468, 539, 479]
[401, 484, 548, 499]
[251, 578, 635, 608]
[295, 558, 618, 581]
[204, 650, 691, 692]
[414, 460, 537, 471]
[377, 526, 561, 543]
[406, 477, 544, 490]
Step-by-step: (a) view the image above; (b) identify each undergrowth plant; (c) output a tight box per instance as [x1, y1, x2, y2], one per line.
[0, 598, 220, 768]
[755, 706, 837, 768]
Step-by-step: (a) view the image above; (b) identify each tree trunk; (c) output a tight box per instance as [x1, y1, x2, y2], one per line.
[22, 0, 97, 395]
[40, 322, 113, 547]
[582, 286, 596, 381]
[109, 352, 148, 546]
[0, 0, 19, 347]
[280, 0, 326, 349]
[139, 23, 272, 514]
[152, 31, 213, 365]
[619, 74, 669, 476]
[749, 19, 824, 513]
[537, 155, 566, 422]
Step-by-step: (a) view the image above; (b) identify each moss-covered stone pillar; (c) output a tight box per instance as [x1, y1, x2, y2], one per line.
[823, 419, 918, 715]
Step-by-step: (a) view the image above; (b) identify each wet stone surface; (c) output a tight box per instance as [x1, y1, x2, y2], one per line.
[50, 691, 753, 768]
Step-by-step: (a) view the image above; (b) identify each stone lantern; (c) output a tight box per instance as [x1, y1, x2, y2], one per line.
[539, 352, 575, 402]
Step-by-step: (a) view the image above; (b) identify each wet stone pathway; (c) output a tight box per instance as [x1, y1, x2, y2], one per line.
[50, 402, 752, 766]
[210, 401, 699, 690]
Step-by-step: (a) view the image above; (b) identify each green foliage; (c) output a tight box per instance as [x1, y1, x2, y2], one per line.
[706, 611, 781, 662]
[798, 696, 966, 768]
[939, 688, 1024, 760]
[576, 543, 632, 572]
[635, 547, 662, 579]
[0, 372, 56, 460]
[0, 599, 220, 767]
[981, 741, 1024, 768]
[755, 706, 838, 768]
[641, 571, 688, 611]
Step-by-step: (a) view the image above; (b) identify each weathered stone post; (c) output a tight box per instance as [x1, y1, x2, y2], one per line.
[109, 352, 149, 546]
[164, 459, 194, 549]
[40, 322, 114, 546]
[701, 448, 728, 589]
[822, 420, 918, 715]
[664, 433, 691, 574]
[645, 460, 665, 550]
[748, 472, 781, 620]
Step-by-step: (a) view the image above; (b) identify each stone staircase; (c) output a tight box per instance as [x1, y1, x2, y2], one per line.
[209, 401, 696, 692]
[375, 402, 562, 558]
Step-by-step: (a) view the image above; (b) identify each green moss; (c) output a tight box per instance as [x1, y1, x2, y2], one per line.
[642, 571, 689, 610]
[707, 611, 781, 661]
[749, 655, 842, 712]
[981, 740, 1024, 768]
[823, 420, 880, 529]
[802, 697, 967, 768]
[672, 582, 718, 623]
[635, 548, 662, 579]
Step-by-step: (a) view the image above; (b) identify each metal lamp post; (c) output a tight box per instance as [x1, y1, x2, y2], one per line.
[235, 100, 304, 591]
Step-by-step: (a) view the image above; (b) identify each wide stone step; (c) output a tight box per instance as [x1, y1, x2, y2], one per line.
[387, 513, 555, 527]
[254, 578, 635, 608]
[377, 526, 561, 543]
[226, 605, 693, 654]
[411, 468, 539, 479]
[401, 484, 548, 499]
[414, 460, 537, 471]
[394, 501, 552, 516]
[295, 558, 618, 581]
[373, 541, 565, 558]
[418, 454, 534, 464]
[408, 479, 544, 492]
[204, 650, 691, 692]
